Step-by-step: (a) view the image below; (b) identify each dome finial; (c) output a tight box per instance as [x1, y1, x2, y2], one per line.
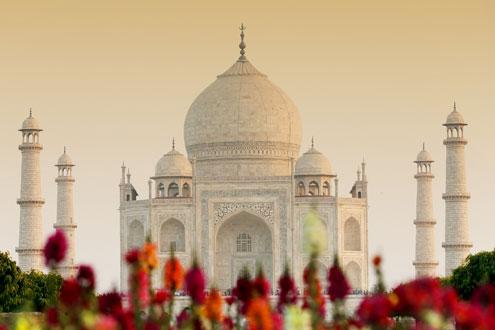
[239, 23, 246, 60]
[29, 108, 32, 118]
[64, 146, 66, 154]
[453, 101, 457, 112]
[422, 142, 425, 151]
[311, 136, 314, 149]
[172, 137, 175, 150]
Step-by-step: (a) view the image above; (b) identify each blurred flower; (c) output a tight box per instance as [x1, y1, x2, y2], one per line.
[60, 278, 81, 305]
[125, 249, 140, 264]
[327, 258, 350, 302]
[277, 265, 298, 312]
[372, 255, 382, 267]
[153, 289, 170, 305]
[356, 293, 394, 328]
[283, 306, 311, 330]
[141, 242, 158, 271]
[176, 308, 191, 328]
[302, 210, 326, 254]
[223, 316, 234, 329]
[98, 290, 123, 315]
[164, 256, 184, 291]
[94, 315, 118, 330]
[45, 307, 58, 326]
[43, 229, 67, 267]
[144, 321, 160, 330]
[234, 267, 253, 314]
[253, 268, 270, 299]
[185, 260, 206, 305]
[246, 297, 273, 330]
[77, 264, 96, 290]
[203, 288, 223, 323]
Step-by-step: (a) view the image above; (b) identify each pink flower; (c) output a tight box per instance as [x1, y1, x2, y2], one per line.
[77, 264, 96, 290]
[43, 229, 67, 267]
[98, 290, 123, 315]
[94, 315, 118, 330]
[185, 263, 206, 305]
[277, 267, 298, 312]
[125, 249, 140, 264]
[59, 278, 81, 305]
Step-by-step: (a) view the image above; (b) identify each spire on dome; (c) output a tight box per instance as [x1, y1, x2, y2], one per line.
[29, 108, 32, 118]
[453, 101, 457, 112]
[423, 142, 425, 151]
[172, 137, 175, 150]
[239, 23, 246, 61]
[311, 136, 314, 149]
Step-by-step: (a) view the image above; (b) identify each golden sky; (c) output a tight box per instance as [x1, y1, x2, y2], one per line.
[1, 0, 494, 290]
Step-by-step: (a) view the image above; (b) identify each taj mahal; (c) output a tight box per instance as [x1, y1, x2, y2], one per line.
[14, 27, 472, 294]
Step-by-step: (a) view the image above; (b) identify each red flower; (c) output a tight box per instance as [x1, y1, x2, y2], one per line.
[98, 290, 123, 315]
[356, 294, 394, 327]
[125, 249, 140, 264]
[43, 229, 67, 267]
[472, 284, 495, 308]
[246, 297, 273, 330]
[46, 307, 58, 326]
[253, 270, 270, 299]
[77, 264, 96, 290]
[223, 317, 234, 329]
[176, 308, 191, 328]
[60, 278, 81, 305]
[372, 255, 382, 267]
[392, 277, 443, 317]
[144, 321, 160, 330]
[164, 257, 184, 291]
[185, 262, 206, 305]
[153, 289, 170, 304]
[327, 259, 351, 302]
[234, 274, 253, 314]
[277, 267, 297, 312]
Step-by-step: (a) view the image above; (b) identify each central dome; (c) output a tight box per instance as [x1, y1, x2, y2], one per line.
[184, 53, 302, 161]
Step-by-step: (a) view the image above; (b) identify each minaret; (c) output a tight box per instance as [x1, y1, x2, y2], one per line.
[413, 143, 438, 277]
[54, 147, 77, 277]
[16, 110, 44, 272]
[442, 103, 472, 276]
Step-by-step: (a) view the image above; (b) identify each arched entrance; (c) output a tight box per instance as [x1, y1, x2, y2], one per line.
[214, 211, 272, 291]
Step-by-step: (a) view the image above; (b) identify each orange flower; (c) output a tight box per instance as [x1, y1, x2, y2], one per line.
[203, 288, 224, 323]
[246, 297, 273, 330]
[141, 242, 158, 271]
[164, 257, 184, 291]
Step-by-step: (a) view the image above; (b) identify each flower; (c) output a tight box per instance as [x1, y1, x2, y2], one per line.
[253, 269, 270, 299]
[203, 288, 223, 323]
[372, 255, 382, 267]
[60, 278, 81, 305]
[302, 210, 326, 254]
[164, 256, 184, 291]
[392, 277, 443, 317]
[43, 229, 67, 267]
[327, 258, 351, 302]
[46, 307, 58, 326]
[94, 315, 118, 330]
[98, 290, 123, 315]
[185, 261, 206, 305]
[77, 264, 96, 290]
[125, 249, 140, 264]
[277, 266, 298, 312]
[234, 267, 253, 313]
[246, 297, 273, 330]
[283, 306, 311, 330]
[176, 308, 191, 328]
[153, 289, 170, 305]
[141, 242, 158, 271]
[356, 293, 394, 328]
[129, 269, 149, 308]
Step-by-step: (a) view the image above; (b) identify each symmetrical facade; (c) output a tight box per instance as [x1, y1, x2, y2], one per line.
[54, 148, 78, 277]
[16, 110, 45, 272]
[413, 144, 438, 277]
[120, 33, 369, 292]
[442, 104, 472, 276]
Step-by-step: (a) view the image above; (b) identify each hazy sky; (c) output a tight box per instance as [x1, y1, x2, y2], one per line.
[1, 0, 494, 292]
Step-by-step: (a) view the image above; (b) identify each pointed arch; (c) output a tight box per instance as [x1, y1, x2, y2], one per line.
[322, 181, 330, 196]
[297, 181, 305, 196]
[344, 261, 362, 290]
[168, 182, 179, 197]
[308, 181, 319, 196]
[182, 183, 191, 197]
[160, 218, 185, 252]
[128, 220, 144, 250]
[344, 217, 361, 251]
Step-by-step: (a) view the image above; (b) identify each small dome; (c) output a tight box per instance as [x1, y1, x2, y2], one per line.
[155, 148, 192, 177]
[57, 149, 74, 166]
[416, 148, 433, 163]
[295, 147, 333, 176]
[21, 112, 41, 131]
[444, 104, 466, 125]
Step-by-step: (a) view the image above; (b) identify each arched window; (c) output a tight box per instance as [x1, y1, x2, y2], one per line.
[297, 182, 305, 196]
[160, 218, 185, 252]
[345, 262, 362, 290]
[128, 220, 144, 250]
[126, 194, 130, 201]
[322, 181, 330, 196]
[168, 183, 179, 197]
[357, 191, 362, 198]
[182, 183, 191, 197]
[236, 233, 252, 253]
[159, 183, 165, 197]
[344, 217, 361, 251]
[309, 181, 319, 196]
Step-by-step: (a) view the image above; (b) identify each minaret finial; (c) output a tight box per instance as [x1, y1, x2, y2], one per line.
[311, 136, 314, 149]
[239, 23, 246, 60]
[172, 137, 175, 150]
[64, 146, 66, 154]
[453, 101, 457, 112]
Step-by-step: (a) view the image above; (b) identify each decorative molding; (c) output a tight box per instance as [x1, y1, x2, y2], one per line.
[213, 202, 274, 226]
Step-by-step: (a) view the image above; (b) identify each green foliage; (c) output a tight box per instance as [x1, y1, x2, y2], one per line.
[0, 252, 24, 312]
[449, 249, 495, 300]
[0, 251, 63, 312]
